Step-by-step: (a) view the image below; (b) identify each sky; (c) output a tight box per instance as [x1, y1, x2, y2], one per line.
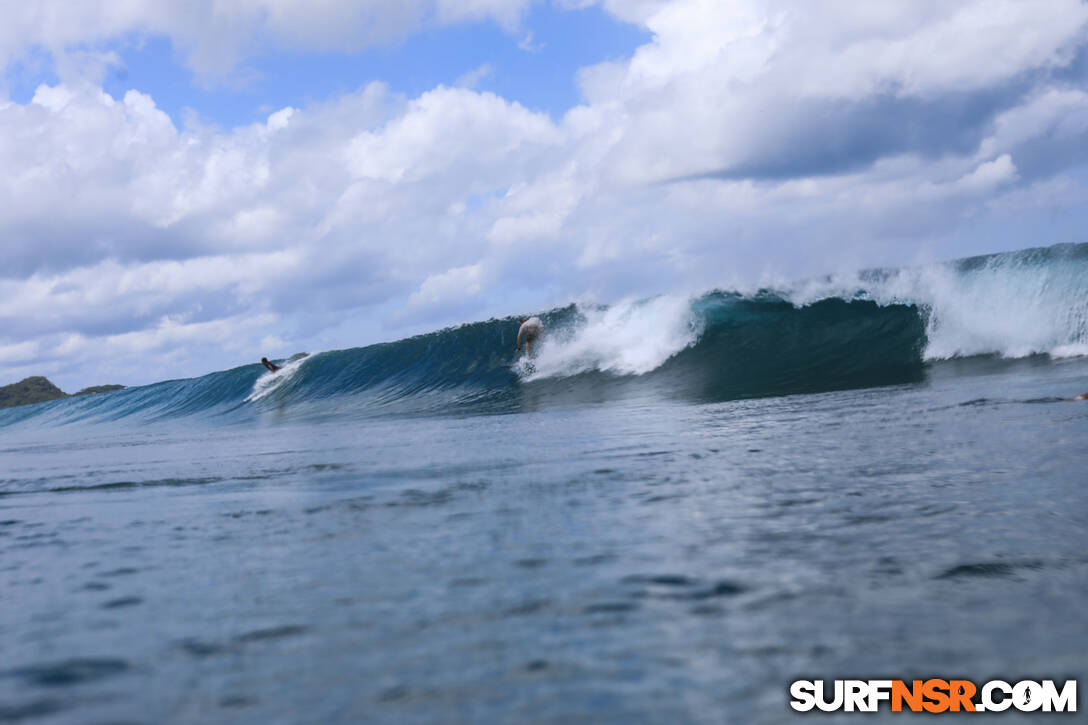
[2, 0, 1088, 392]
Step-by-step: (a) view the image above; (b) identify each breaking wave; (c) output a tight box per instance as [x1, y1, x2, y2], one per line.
[1, 243, 1084, 429]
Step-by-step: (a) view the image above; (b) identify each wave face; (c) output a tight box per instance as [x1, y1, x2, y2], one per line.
[792, 241, 1088, 361]
[1, 243, 1084, 429]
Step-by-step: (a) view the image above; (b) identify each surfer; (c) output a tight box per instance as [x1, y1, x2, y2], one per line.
[1076, 392, 1087, 401]
[260, 357, 281, 373]
[515, 316, 543, 356]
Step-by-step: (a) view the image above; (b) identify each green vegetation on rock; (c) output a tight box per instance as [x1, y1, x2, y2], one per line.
[74, 384, 127, 396]
[0, 376, 125, 410]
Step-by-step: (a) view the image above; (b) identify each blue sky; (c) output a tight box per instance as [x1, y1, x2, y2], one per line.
[8, 3, 648, 127]
[1, 0, 1087, 391]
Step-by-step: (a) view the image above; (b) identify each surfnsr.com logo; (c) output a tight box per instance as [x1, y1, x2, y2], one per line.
[789, 679, 1077, 713]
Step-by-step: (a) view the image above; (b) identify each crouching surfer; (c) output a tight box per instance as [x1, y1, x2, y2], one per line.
[515, 316, 543, 357]
[260, 357, 281, 373]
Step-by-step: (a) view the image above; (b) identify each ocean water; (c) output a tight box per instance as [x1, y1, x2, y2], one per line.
[1, 244, 1086, 724]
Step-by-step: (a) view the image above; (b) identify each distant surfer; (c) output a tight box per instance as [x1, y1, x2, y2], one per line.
[1076, 392, 1087, 401]
[260, 357, 280, 373]
[515, 317, 543, 357]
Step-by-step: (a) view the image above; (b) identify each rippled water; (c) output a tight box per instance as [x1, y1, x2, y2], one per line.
[2, 355, 1087, 723]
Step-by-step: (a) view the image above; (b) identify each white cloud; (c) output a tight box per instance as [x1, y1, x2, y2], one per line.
[572, 0, 1088, 184]
[436, 0, 531, 30]
[406, 263, 484, 311]
[978, 89, 1088, 159]
[957, 154, 1018, 193]
[345, 87, 560, 184]
[0, 340, 39, 364]
[102, 312, 280, 354]
[518, 31, 545, 53]
[454, 64, 494, 90]
[487, 171, 583, 245]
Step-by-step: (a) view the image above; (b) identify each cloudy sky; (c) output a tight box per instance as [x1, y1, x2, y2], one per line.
[2, 0, 1087, 391]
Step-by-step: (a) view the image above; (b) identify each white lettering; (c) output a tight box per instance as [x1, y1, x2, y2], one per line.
[1014, 680, 1043, 712]
[815, 680, 844, 712]
[982, 680, 1012, 712]
[1040, 680, 1077, 712]
[789, 680, 816, 712]
[867, 680, 892, 711]
[844, 680, 868, 712]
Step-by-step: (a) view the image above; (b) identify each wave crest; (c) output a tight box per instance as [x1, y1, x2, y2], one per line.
[2, 243, 1084, 429]
[527, 295, 703, 379]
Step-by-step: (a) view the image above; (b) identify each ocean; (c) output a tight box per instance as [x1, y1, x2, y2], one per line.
[1, 243, 1086, 723]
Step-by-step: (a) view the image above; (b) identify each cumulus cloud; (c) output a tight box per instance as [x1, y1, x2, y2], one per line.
[2, 0, 1088, 391]
[403, 263, 485, 322]
[957, 155, 1018, 193]
[576, 0, 1088, 183]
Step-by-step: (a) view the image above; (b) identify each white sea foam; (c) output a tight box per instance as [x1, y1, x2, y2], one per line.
[245, 354, 314, 402]
[909, 262, 1085, 361]
[520, 248, 1085, 381]
[525, 295, 703, 380]
[785, 249, 1087, 362]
